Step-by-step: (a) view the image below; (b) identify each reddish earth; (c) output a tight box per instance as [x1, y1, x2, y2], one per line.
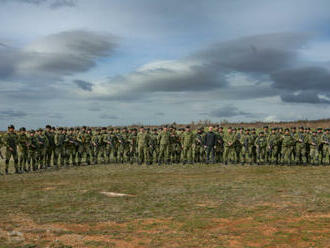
[0, 213, 329, 247]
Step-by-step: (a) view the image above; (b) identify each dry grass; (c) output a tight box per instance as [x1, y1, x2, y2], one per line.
[0, 164, 329, 247]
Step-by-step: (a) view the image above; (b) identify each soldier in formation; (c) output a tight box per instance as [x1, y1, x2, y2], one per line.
[0, 124, 329, 174]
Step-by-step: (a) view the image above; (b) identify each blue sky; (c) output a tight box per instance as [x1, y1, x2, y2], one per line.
[0, 0, 330, 129]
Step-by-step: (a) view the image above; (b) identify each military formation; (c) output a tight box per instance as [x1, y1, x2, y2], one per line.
[0, 124, 329, 175]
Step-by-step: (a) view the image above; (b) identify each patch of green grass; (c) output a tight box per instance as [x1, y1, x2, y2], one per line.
[0, 164, 330, 247]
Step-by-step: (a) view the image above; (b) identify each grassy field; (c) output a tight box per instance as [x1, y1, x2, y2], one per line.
[0, 164, 329, 248]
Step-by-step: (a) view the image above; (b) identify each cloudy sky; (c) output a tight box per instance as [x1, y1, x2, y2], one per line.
[1, 0, 330, 129]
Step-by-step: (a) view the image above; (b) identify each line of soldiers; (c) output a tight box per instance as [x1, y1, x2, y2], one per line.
[0, 124, 329, 174]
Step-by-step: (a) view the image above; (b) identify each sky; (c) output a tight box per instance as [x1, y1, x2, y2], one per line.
[0, 0, 330, 129]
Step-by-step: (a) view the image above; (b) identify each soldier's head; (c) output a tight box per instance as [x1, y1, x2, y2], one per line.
[51, 126, 56, 132]
[245, 129, 250, 134]
[30, 130, 35, 136]
[259, 131, 264, 136]
[227, 127, 232, 133]
[208, 126, 213, 132]
[239, 127, 244, 133]
[325, 128, 329, 133]
[8, 124, 15, 132]
[19, 127, 26, 133]
[87, 128, 92, 133]
[291, 127, 296, 133]
[317, 128, 323, 133]
[45, 125, 51, 131]
[139, 126, 145, 132]
[271, 128, 276, 134]
[312, 130, 317, 135]
[163, 126, 168, 131]
[285, 128, 290, 135]
[69, 127, 74, 134]
[263, 125, 268, 132]
[186, 125, 191, 131]
[82, 126, 87, 131]
[299, 126, 304, 132]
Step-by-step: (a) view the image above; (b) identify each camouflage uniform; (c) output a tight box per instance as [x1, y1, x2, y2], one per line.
[240, 130, 254, 165]
[281, 130, 295, 165]
[171, 130, 182, 164]
[91, 129, 102, 164]
[150, 130, 159, 164]
[182, 128, 194, 164]
[17, 128, 29, 172]
[64, 129, 77, 166]
[44, 126, 55, 168]
[36, 130, 49, 169]
[3, 126, 18, 174]
[158, 128, 171, 165]
[103, 129, 113, 163]
[308, 131, 321, 165]
[54, 128, 66, 168]
[193, 130, 205, 163]
[215, 130, 224, 163]
[267, 130, 280, 164]
[137, 128, 150, 164]
[294, 128, 307, 165]
[128, 129, 138, 164]
[223, 129, 237, 164]
[117, 129, 130, 163]
[77, 128, 93, 165]
[255, 132, 267, 165]
[321, 129, 329, 165]
[27, 131, 39, 171]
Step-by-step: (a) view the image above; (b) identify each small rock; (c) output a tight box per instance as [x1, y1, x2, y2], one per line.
[8, 230, 25, 242]
[100, 191, 135, 197]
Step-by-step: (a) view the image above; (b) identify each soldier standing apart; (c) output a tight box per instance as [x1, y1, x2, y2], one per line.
[3, 125, 18, 174]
